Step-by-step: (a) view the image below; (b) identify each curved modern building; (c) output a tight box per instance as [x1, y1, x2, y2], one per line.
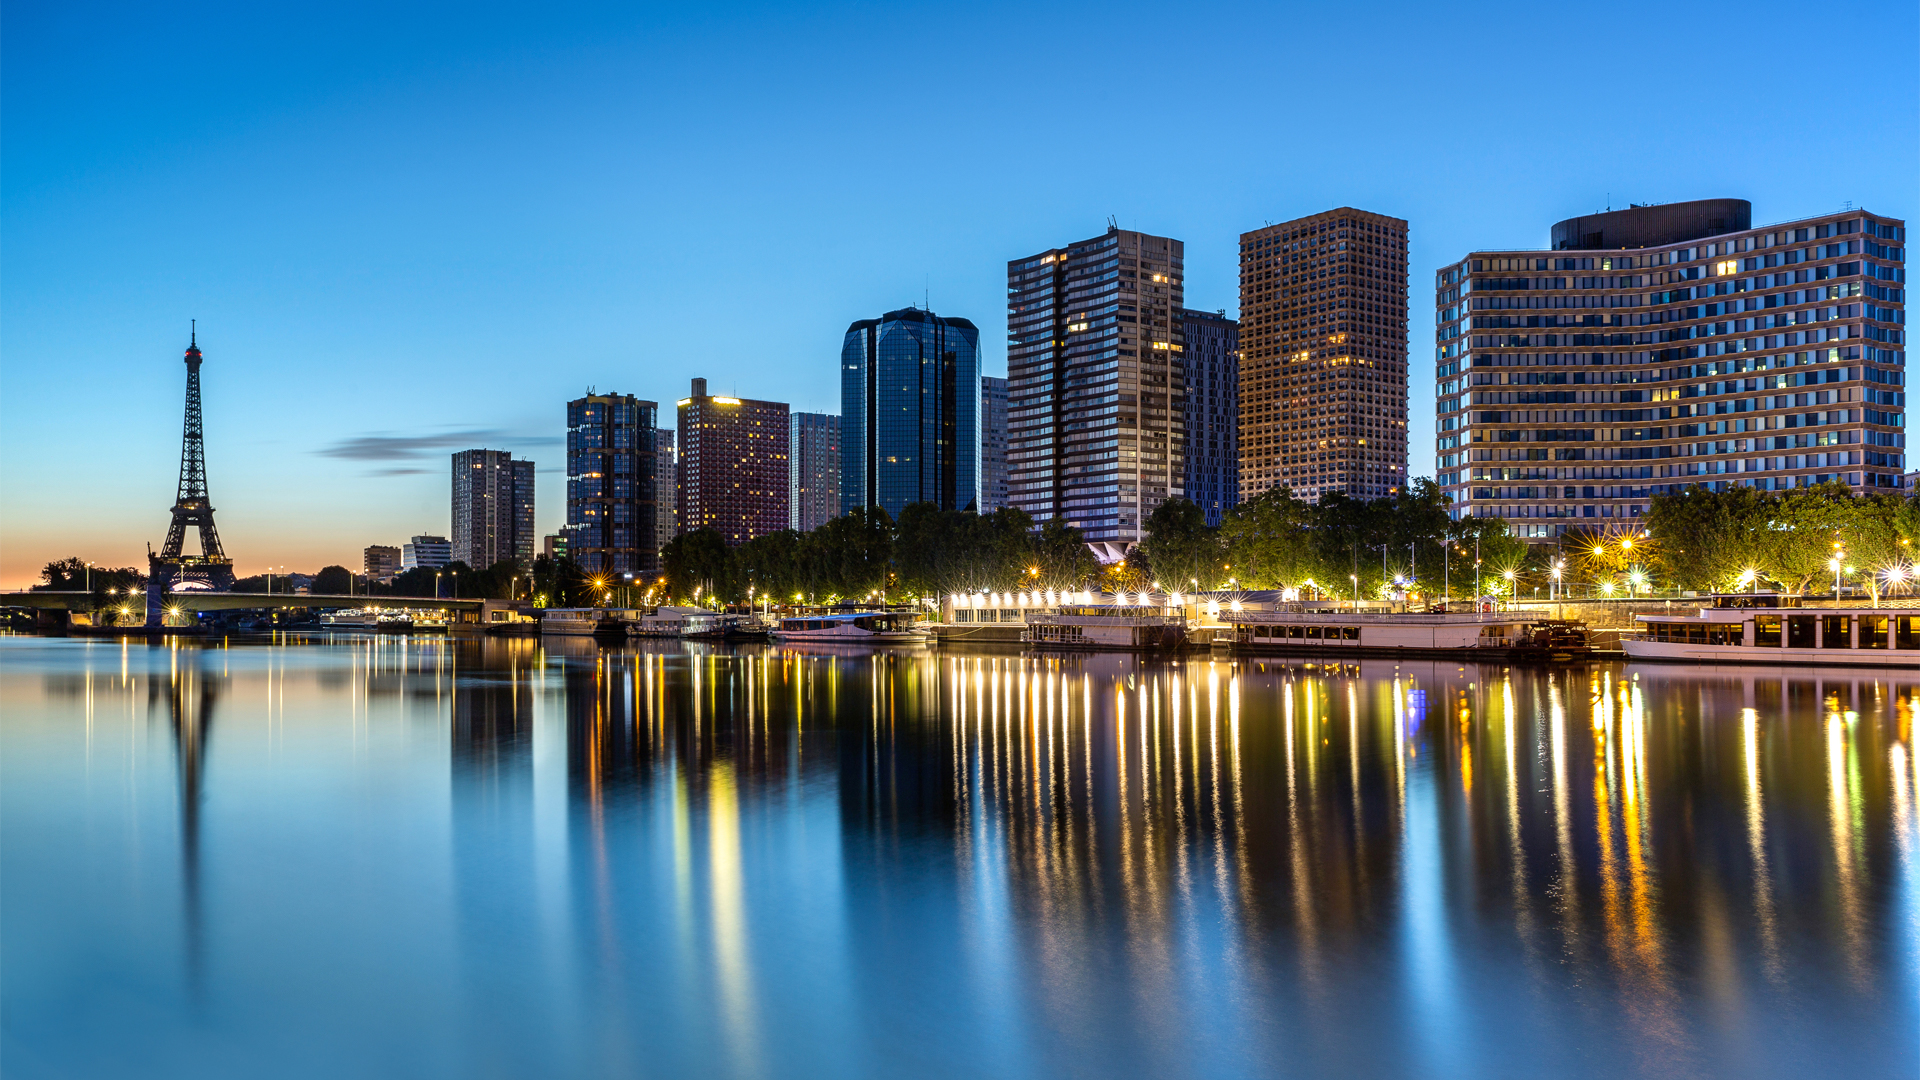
[840, 307, 980, 519]
[1434, 202, 1908, 537]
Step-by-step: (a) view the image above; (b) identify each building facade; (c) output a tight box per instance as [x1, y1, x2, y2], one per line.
[401, 534, 451, 571]
[677, 377, 789, 545]
[1238, 208, 1410, 503]
[840, 308, 979, 518]
[450, 449, 536, 571]
[564, 392, 659, 575]
[1008, 227, 1184, 550]
[789, 412, 841, 531]
[1434, 200, 1907, 538]
[652, 428, 677, 557]
[1178, 310, 1239, 524]
[363, 544, 401, 583]
[978, 376, 1008, 512]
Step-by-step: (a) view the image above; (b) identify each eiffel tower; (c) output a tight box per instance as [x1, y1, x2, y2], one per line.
[148, 325, 235, 625]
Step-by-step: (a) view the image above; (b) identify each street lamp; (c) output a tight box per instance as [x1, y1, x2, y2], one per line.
[1350, 573, 1358, 605]
[1829, 556, 1843, 597]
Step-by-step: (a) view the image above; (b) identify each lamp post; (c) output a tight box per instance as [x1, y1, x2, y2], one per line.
[1350, 573, 1358, 606]
[435, 571, 442, 599]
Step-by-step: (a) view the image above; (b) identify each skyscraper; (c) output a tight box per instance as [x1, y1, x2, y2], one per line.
[1178, 310, 1239, 524]
[1239, 208, 1410, 503]
[790, 412, 841, 531]
[652, 428, 677, 557]
[677, 377, 789, 545]
[978, 376, 1008, 513]
[1434, 201, 1908, 536]
[1008, 227, 1184, 551]
[564, 392, 659, 575]
[841, 307, 980, 518]
[451, 449, 536, 570]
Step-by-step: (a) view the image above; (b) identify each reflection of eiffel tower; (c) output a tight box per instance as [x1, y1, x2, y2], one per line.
[148, 325, 234, 625]
[160, 654, 217, 996]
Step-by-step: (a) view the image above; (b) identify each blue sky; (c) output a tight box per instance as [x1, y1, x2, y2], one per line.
[4, 0, 1915, 586]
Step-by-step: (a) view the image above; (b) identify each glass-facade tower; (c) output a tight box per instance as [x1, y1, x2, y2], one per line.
[565, 393, 658, 575]
[841, 308, 980, 518]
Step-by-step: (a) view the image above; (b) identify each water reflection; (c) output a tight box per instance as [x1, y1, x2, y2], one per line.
[3, 637, 1915, 1079]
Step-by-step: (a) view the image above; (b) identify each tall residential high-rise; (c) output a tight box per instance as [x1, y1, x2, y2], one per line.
[1434, 201, 1907, 537]
[1008, 227, 1184, 551]
[652, 428, 677, 557]
[363, 545, 401, 584]
[1179, 310, 1240, 524]
[451, 449, 536, 570]
[677, 377, 789, 545]
[840, 308, 980, 518]
[790, 412, 841, 531]
[978, 376, 1008, 512]
[401, 534, 451, 570]
[564, 392, 659, 575]
[1239, 208, 1410, 503]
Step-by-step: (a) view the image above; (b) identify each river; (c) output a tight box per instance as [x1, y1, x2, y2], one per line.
[2, 634, 1914, 1078]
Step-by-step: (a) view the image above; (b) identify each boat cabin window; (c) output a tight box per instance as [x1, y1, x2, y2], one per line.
[1860, 615, 1889, 650]
[1755, 616, 1781, 647]
[1822, 615, 1851, 648]
[1786, 616, 1817, 649]
[1897, 615, 1920, 650]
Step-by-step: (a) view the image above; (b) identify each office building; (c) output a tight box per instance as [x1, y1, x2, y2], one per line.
[790, 412, 841, 531]
[677, 377, 788, 545]
[451, 449, 536, 571]
[1179, 309, 1239, 524]
[363, 544, 401, 584]
[841, 307, 980, 518]
[1239, 208, 1410, 503]
[564, 392, 659, 575]
[1008, 227, 1184, 551]
[652, 428, 677, 556]
[1434, 200, 1907, 537]
[542, 534, 568, 561]
[979, 376, 1008, 512]
[401, 534, 451, 571]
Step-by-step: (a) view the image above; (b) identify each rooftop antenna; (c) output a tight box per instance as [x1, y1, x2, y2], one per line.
[1107, 214, 1118, 231]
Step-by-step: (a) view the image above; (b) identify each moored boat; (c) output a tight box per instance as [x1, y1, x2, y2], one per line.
[769, 611, 925, 643]
[1624, 594, 1919, 666]
[540, 608, 644, 638]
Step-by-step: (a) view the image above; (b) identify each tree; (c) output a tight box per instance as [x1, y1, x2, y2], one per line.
[1028, 519, 1100, 590]
[36, 558, 144, 594]
[1137, 499, 1222, 592]
[1765, 483, 1856, 594]
[1219, 488, 1317, 590]
[311, 565, 353, 595]
[662, 529, 731, 605]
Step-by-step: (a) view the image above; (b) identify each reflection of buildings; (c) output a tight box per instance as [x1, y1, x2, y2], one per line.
[539, 644, 1913, 1069]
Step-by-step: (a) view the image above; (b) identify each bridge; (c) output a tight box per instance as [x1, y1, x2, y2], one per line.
[2, 592, 484, 614]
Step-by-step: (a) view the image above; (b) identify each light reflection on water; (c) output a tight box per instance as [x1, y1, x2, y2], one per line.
[2, 634, 1916, 1079]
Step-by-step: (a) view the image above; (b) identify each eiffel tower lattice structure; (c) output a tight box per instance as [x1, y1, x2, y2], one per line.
[148, 327, 235, 625]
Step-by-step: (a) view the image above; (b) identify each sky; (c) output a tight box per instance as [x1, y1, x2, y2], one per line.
[3, 0, 1915, 588]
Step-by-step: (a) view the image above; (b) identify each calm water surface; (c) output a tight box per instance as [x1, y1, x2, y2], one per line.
[3, 634, 1916, 1079]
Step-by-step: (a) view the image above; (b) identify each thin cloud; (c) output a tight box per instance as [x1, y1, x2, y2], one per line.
[369, 467, 429, 476]
[317, 430, 509, 462]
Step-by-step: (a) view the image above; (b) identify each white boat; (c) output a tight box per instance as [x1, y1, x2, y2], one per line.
[769, 611, 925, 642]
[1223, 611, 1590, 656]
[1024, 610, 1191, 651]
[1623, 594, 1920, 666]
[539, 608, 644, 637]
[630, 606, 711, 637]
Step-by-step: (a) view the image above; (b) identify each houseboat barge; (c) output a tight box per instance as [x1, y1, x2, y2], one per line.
[1624, 594, 1919, 666]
